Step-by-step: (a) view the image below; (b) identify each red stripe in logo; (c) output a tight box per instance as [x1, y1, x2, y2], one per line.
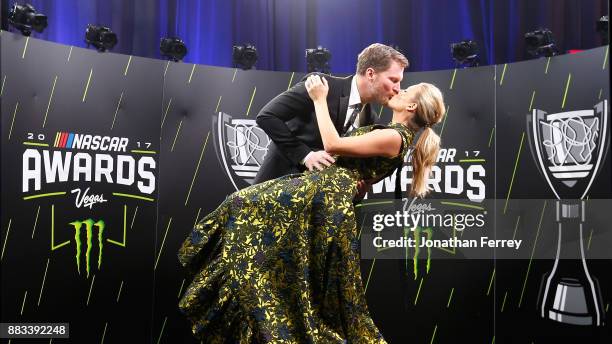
[60, 132, 68, 148]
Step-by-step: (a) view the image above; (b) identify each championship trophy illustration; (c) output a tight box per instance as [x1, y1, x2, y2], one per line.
[527, 100, 608, 326]
[213, 112, 271, 190]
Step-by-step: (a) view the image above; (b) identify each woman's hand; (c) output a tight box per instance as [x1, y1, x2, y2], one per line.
[305, 75, 329, 102]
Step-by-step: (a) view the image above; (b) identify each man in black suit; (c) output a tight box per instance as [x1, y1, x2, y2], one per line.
[255, 43, 409, 185]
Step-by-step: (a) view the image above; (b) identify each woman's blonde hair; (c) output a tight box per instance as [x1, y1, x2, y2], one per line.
[409, 83, 445, 198]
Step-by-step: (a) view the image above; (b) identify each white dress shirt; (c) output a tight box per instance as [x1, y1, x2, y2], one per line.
[343, 75, 364, 133]
[302, 76, 363, 165]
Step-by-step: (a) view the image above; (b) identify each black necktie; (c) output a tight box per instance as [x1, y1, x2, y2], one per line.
[342, 104, 362, 134]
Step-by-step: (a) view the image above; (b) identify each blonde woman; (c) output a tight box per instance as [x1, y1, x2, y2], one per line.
[178, 74, 445, 343]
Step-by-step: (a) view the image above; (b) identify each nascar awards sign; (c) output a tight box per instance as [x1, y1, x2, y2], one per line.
[1, 32, 161, 342]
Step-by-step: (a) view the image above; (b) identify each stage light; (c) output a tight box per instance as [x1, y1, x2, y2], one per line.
[232, 44, 258, 70]
[596, 15, 608, 44]
[85, 25, 117, 52]
[525, 29, 557, 58]
[7, 3, 47, 36]
[160, 37, 187, 62]
[306, 46, 331, 74]
[450, 40, 479, 67]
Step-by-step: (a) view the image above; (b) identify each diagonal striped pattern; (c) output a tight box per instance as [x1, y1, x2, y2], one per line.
[192, 208, 202, 228]
[245, 87, 257, 116]
[518, 201, 547, 307]
[86, 274, 96, 306]
[171, 120, 183, 152]
[20, 290, 28, 315]
[1, 218, 12, 261]
[21, 36, 30, 59]
[8, 102, 19, 140]
[504, 132, 525, 214]
[449, 69, 457, 89]
[82, 68, 93, 102]
[429, 324, 438, 344]
[364, 258, 376, 292]
[32, 206, 40, 239]
[161, 98, 173, 129]
[487, 268, 495, 296]
[130, 206, 139, 229]
[154, 218, 173, 271]
[215, 95, 222, 112]
[185, 131, 211, 206]
[124, 56, 132, 76]
[43, 76, 58, 128]
[528, 90, 536, 112]
[561, 73, 572, 108]
[414, 277, 424, 305]
[156, 316, 168, 344]
[500, 291, 509, 312]
[587, 228, 594, 250]
[287, 72, 295, 90]
[1, 75, 6, 96]
[447, 287, 455, 308]
[188, 64, 196, 83]
[499, 63, 508, 85]
[111, 92, 124, 130]
[116, 281, 124, 302]
[163, 61, 170, 77]
[53, 132, 76, 148]
[37, 258, 50, 306]
[100, 322, 108, 344]
[177, 278, 186, 299]
[511, 216, 521, 240]
[438, 105, 450, 138]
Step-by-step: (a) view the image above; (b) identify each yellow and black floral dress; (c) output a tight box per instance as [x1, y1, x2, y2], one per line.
[178, 123, 414, 343]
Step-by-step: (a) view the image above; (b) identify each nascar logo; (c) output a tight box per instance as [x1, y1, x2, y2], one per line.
[52, 131, 128, 152]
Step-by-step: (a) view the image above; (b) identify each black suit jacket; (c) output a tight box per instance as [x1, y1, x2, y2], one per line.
[254, 73, 377, 183]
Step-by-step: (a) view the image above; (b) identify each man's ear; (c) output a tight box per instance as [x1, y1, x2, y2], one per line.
[366, 67, 375, 80]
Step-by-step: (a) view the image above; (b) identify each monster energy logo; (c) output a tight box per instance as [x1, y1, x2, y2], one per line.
[69, 219, 105, 278]
[410, 227, 432, 279]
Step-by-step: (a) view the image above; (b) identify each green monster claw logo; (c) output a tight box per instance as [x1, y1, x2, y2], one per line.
[69, 219, 105, 278]
[408, 226, 432, 279]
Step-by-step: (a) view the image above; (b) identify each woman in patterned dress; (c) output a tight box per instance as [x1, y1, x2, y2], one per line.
[178, 74, 445, 343]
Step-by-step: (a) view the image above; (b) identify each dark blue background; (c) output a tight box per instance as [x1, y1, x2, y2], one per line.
[1, 0, 609, 72]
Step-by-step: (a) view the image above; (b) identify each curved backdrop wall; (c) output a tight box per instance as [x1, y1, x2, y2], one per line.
[1, 31, 611, 342]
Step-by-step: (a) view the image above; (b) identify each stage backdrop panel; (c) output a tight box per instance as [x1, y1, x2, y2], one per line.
[493, 46, 611, 342]
[1, 32, 162, 343]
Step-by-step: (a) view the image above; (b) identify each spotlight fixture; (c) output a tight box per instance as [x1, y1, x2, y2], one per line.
[450, 40, 479, 67]
[232, 44, 258, 70]
[525, 29, 557, 58]
[160, 37, 187, 62]
[8, 3, 47, 36]
[596, 15, 608, 44]
[85, 24, 117, 52]
[306, 46, 331, 74]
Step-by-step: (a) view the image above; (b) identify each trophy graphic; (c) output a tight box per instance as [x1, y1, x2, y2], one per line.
[527, 100, 608, 326]
[212, 112, 271, 190]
